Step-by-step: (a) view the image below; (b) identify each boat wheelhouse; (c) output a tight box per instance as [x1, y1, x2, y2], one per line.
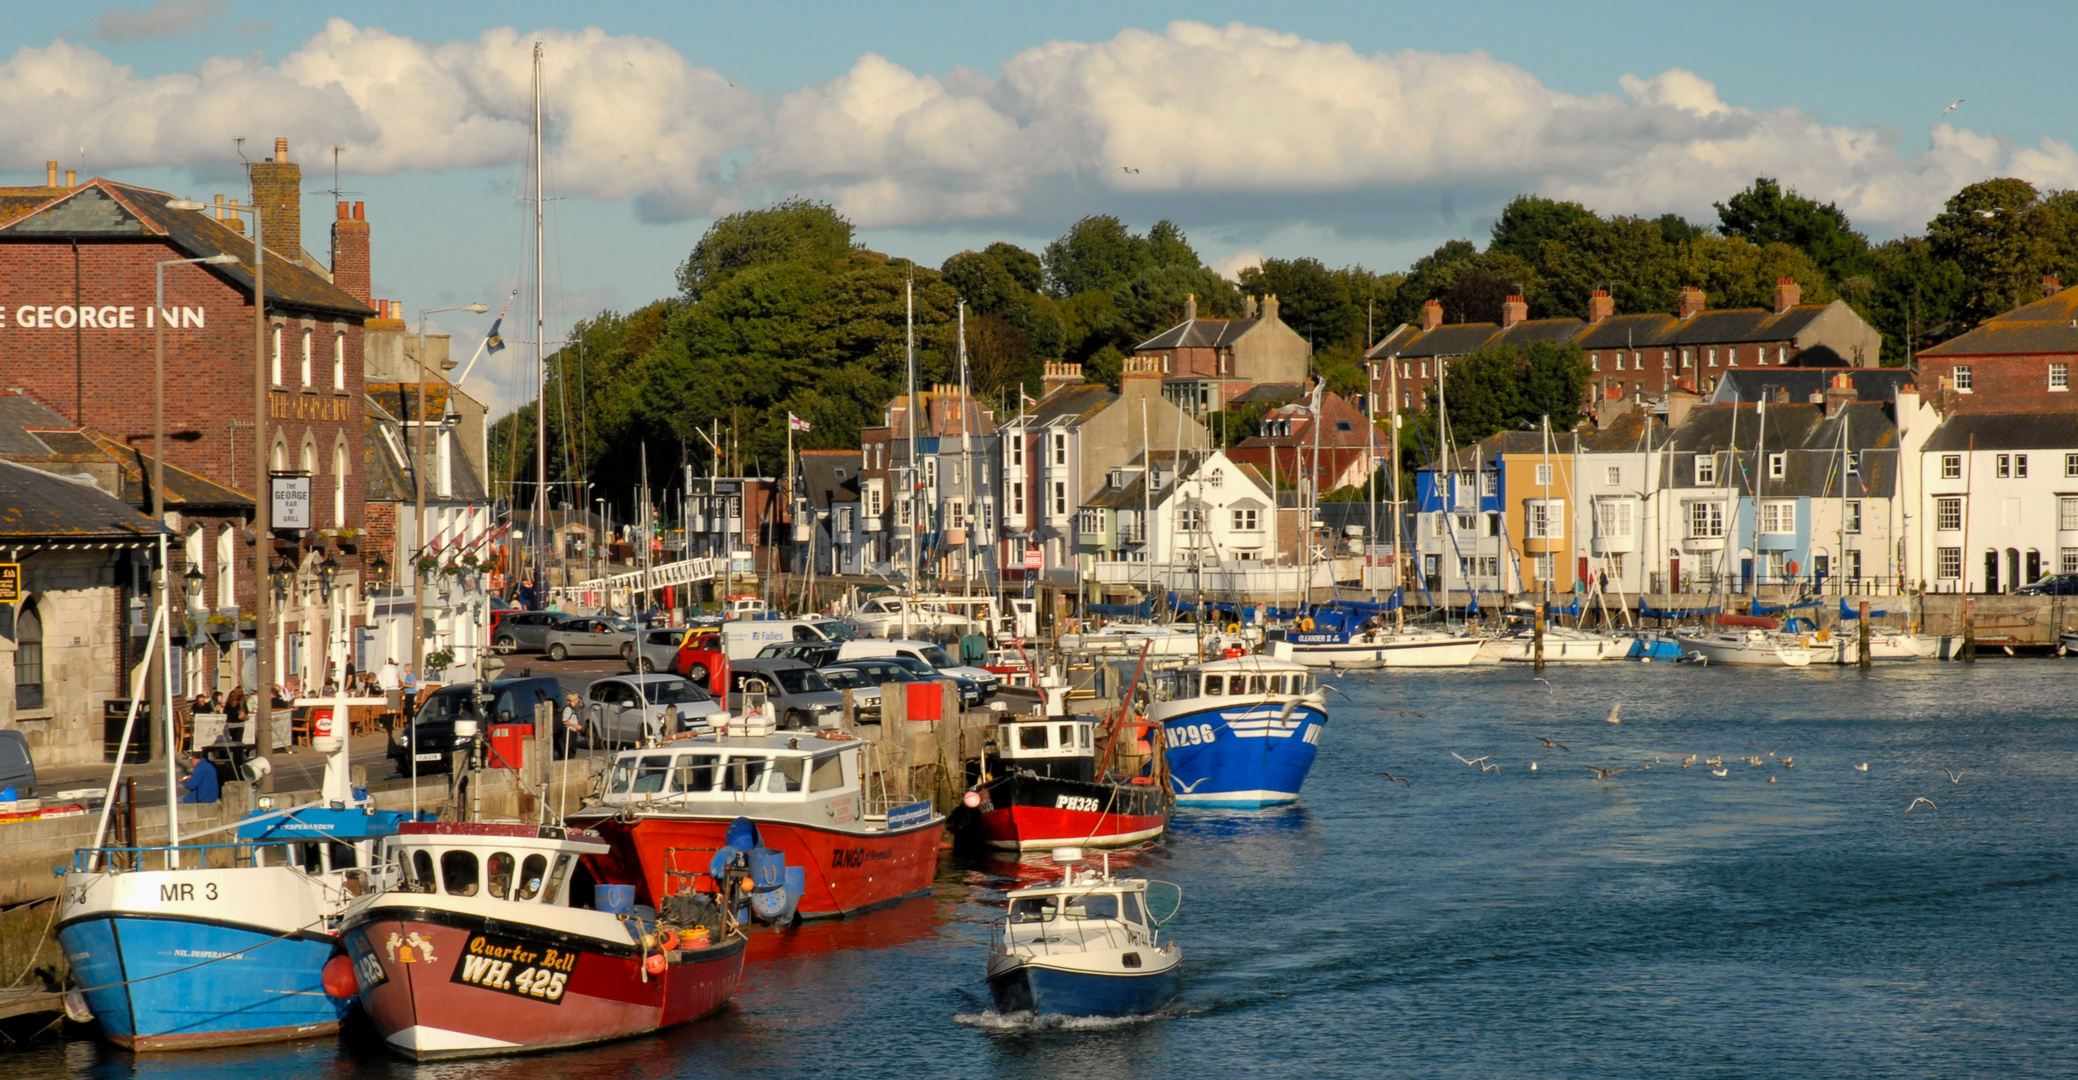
[1148, 656, 1328, 809]
[568, 729, 942, 919]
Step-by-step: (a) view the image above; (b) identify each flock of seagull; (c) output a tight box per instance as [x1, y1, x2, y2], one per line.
[1383, 696, 1969, 815]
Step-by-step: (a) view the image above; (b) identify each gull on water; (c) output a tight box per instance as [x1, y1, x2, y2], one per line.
[1854, 762, 1870, 773]
[1711, 767, 1729, 778]
[1681, 754, 1698, 770]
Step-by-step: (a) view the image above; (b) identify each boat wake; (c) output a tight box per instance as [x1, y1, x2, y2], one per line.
[954, 1008, 1175, 1032]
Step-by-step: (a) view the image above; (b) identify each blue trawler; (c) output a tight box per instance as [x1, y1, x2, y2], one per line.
[986, 849, 1182, 1018]
[1148, 656, 1327, 809]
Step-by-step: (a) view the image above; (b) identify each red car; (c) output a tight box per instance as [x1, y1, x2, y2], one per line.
[671, 627, 728, 691]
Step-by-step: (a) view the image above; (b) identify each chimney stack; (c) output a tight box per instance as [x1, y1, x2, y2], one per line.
[1587, 289, 1614, 324]
[44, 161, 57, 187]
[1773, 277, 1801, 314]
[331, 199, 371, 305]
[1678, 286, 1706, 320]
[1261, 294, 1280, 324]
[2045, 274, 2063, 298]
[1242, 295, 1258, 319]
[1823, 371, 1859, 416]
[248, 136, 302, 264]
[1501, 294, 1528, 329]
[1422, 299, 1444, 332]
[1184, 293, 1197, 323]
[1041, 361, 1084, 396]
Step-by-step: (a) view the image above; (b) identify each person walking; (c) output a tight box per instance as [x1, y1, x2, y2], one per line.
[559, 691, 586, 759]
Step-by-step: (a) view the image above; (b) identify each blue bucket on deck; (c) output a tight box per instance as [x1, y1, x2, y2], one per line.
[595, 884, 637, 915]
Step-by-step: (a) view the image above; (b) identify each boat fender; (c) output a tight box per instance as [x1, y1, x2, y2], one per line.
[644, 953, 668, 975]
[962, 789, 983, 808]
[321, 953, 359, 999]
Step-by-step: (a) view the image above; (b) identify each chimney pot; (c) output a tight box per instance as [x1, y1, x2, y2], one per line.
[1678, 286, 1707, 320]
[353, 201, 364, 220]
[337, 201, 349, 220]
[2045, 274, 2063, 298]
[1773, 277, 1801, 314]
[44, 160, 57, 187]
[1501, 294, 1528, 330]
[274, 137, 288, 163]
[1422, 299, 1444, 332]
[64, 169, 75, 187]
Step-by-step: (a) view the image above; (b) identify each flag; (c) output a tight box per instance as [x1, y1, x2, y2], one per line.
[484, 317, 506, 354]
[789, 413, 812, 432]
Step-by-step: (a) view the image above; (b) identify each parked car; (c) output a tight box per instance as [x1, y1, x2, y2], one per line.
[725, 658, 843, 730]
[0, 730, 35, 797]
[543, 615, 639, 661]
[628, 627, 690, 673]
[837, 638, 999, 699]
[490, 611, 561, 654]
[390, 675, 563, 775]
[583, 674, 723, 748]
[814, 664, 883, 718]
[755, 641, 841, 667]
[672, 626, 728, 689]
[2017, 572, 2078, 596]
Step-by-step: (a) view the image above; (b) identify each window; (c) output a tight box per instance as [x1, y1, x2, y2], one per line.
[1532, 553, 1554, 582]
[1761, 500, 1795, 534]
[923, 457, 937, 495]
[2064, 548, 2078, 574]
[1590, 353, 1600, 371]
[2054, 362, 2070, 391]
[2067, 453, 2078, 478]
[270, 325, 282, 384]
[216, 525, 236, 608]
[1614, 353, 1626, 371]
[299, 327, 312, 386]
[333, 443, 348, 525]
[1768, 453, 1785, 480]
[1708, 347, 1718, 367]
[1954, 365, 1973, 392]
[1695, 456, 1717, 485]
[865, 483, 883, 518]
[1050, 481, 1067, 518]
[1680, 348, 1691, 368]
[1605, 466, 1621, 486]
[2061, 497, 2078, 531]
[485, 852, 515, 900]
[1008, 437, 1023, 467]
[1765, 550, 1786, 581]
[1608, 552, 1625, 578]
[1936, 496, 1963, 532]
[2016, 454, 2029, 478]
[1843, 549, 1861, 581]
[1937, 546, 1962, 580]
[1728, 347, 1739, 367]
[1942, 454, 1962, 480]
[440, 850, 480, 896]
[1232, 508, 1260, 531]
[1534, 463, 1553, 487]
[1845, 500, 1863, 534]
[1596, 499, 1634, 539]
[12, 600, 41, 710]
[1525, 499, 1564, 539]
[1009, 481, 1025, 518]
[946, 500, 966, 529]
[1996, 454, 2011, 479]
[1777, 346, 1788, 365]
[1688, 501, 1725, 538]
[1078, 508, 1102, 535]
[1845, 452, 1860, 476]
[1178, 507, 1203, 533]
[333, 330, 346, 389]
[1051, 432, 1068, 466]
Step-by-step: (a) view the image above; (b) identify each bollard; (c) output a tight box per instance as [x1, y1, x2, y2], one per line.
[1534, 602, 1546, 671]
[1857, 601, 1871, 669]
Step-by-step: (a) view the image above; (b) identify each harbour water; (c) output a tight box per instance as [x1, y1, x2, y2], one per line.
[13, 661, 2076, 1078]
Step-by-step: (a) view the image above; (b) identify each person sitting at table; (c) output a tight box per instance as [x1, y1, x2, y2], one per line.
[180, 754, 219, 804]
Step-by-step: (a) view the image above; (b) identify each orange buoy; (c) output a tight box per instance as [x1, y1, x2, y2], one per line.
[656, 929, 679, 952]
[644, 953, 668, 975]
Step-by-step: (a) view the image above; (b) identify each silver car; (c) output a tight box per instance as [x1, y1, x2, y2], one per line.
[584, 674, 723, 747]
[627, 627, 688, 673]
[544, 616, 639, 661]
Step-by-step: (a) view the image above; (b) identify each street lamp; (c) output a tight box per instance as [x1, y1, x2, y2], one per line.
[412, 304, 489, 684]
[318, 552, 340, 602]
[165, 195, 271, 791]
[182, 565, 205, 608]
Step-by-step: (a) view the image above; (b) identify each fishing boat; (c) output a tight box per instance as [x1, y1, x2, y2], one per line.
[337, 820, 753, 1059]
[1674, 625, 1816, 667]
[962, 713, 1168, 850]
[58, 695, 422, 1050]
[566, 713, 942, 919]
[1148, 656, 1326, 809]
[986, 848, 1181, 1018]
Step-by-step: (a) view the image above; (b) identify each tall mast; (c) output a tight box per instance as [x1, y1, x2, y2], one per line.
[1389, 346, 1404, 631]
[904, 273, 918, 636]
[531, 40, 547, 596]
[958, 299, 974, 601]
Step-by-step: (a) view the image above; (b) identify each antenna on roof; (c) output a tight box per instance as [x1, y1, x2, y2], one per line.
[234, 137, 248, 164]
[317, 145, 361, 202]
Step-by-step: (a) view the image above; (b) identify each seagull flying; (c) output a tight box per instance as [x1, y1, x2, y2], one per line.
[1605, 701, 1622, 725]
[1451, 751, 1492, 768]
[1750, 739, 1789, 759]
[1533, 677, 1553, 694]
[1941, 767, 1965, 784]
[1479, 761, 1501, 774]
[1907, 796, 1938, 813]
[1538, 736, 1570, 751]
[1120, 165, 1140, 174]
[1584, 765, 1628, 781]
[1943, 98, 1964, 115]
[1378, 770, 1412, 787]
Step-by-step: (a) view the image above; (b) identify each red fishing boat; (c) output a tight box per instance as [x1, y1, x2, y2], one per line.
[336, 822, 746, 1060]
[961, 714, 1169, 850]
[567, 727, 943, 919]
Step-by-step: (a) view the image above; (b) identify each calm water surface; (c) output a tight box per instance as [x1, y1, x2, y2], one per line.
[13, 661, 2077, 1079]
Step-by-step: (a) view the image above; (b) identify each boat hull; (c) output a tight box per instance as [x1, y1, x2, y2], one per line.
[572, 813, 942, 920]
[1479, 633, 1625, 663]
[343, 905, 743, 1060]
[56, 913, 344, 1050]
[971, 772, 1167, 850]
[1157, 701, 1326, 808]
[986, 957, 1181, 1017]
[1283, 633, 1483, 668]
[1675, 635, 1815, 667]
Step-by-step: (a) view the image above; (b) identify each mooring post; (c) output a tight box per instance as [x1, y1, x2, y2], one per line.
[1858, 601, 1871, 669]
[1961, 597, 1976, 662]
[1534, 602, 1546, 671]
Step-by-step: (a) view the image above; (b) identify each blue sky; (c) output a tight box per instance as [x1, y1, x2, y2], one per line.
[6, 1, 2072, 415]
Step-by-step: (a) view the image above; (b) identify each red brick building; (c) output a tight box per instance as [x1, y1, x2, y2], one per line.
[1913, 276, 2078, 416]
[0, 143, 377, 699]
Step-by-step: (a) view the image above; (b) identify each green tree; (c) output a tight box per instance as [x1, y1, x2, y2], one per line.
[673, 198, 854, 300]
[1488, 195, 1596, 263]
[1714, 177, 1867, 279]
[1042, 215, 1154, 297]
[1928, 178, 2059, 327]
[1425, 340, 1587, 444]
[1680, 237, 1836, 311]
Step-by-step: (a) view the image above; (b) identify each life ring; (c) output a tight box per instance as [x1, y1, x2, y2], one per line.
[1226, 622, 1241, 635]
[1299, 617, 1316, 633]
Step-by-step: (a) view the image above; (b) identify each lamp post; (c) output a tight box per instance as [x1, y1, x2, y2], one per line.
[411, 304, 487, 685]
[165, 196, 272, 789]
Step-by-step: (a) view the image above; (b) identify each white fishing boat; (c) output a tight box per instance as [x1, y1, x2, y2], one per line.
[1058, 622, 1203, 657]
[985, 848, 1181, 1018]
[1674, 627, 1815, 667]
[1474, 625, 1627, 663]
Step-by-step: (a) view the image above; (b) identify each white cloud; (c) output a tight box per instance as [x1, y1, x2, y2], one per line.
[1210, 249, 1264, 282]
[3, 19, 2073, 237]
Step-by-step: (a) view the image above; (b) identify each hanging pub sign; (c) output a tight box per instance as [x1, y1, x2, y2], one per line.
[271, 474, 312, 530]
[0, 563, 17, 602]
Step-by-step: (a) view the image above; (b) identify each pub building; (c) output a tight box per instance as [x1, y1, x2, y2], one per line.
[0, 141, 378, 760]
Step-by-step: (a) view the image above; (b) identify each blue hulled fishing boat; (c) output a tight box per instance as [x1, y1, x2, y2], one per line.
[1148, 656, 1327, 809]
[986, 849, 1181, 1018]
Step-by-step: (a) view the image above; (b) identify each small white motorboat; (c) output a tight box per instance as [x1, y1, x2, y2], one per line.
[986, 848, 1181, 1018]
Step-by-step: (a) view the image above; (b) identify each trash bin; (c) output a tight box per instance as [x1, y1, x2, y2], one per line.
[103, 700, 153, 764]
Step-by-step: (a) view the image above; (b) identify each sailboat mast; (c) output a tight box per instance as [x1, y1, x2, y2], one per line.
[904, 274, 918, 635]
[957, 300, 974, 601]
[1389, 348, 1404, 631]
[531, 41, 547, 596]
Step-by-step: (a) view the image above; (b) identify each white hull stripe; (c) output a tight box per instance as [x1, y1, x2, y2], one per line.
[388, 1025, 519, 1053]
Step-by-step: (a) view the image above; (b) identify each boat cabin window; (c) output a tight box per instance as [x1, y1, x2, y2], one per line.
[516, 854, 548, 901]
[1019, 725, 1049, 751]
[441, 850, 480, 897]
[770, 756, 806, 793]
[1064, 892, 1119, 921]
[632, 754, 674, 794]
[809, 753, 847, 792]
[487, 852, 516, 900]
[1121, 890, 1146, 925]
[724, 755, 769, 792]
[1056, 724, 1075, 748]
[543, 853, 574, 905]
[1010, 896, 1057, 923]
[1080, 725, 1093, 749]
[673, 753, 719, 793]
[1247, 675, 1267, 694]
[411, 850, 436, 893]
[1204, 674, 1225, 696]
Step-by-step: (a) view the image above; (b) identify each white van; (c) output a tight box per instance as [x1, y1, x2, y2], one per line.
[837, 638, 1000, 697]
[721, 617, 857, 661]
